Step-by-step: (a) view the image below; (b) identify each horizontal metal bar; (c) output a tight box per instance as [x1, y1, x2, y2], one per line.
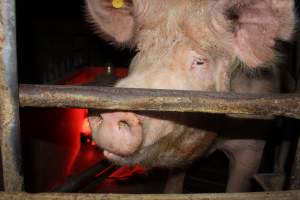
[19, 84, 300, 119]
[0, 190, 300, 200]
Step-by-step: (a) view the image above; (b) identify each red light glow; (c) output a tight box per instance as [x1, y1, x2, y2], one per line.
[110, 165, 146, 180]
[27, 67, 148, 191]
[81, 111, 91, 136]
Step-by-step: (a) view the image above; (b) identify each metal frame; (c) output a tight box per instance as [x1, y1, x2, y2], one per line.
[0, 0, 300, 199]
[289, 135, 300, 190]
[0, 190, 299, 200]
[19, 84, 300, 118]
[0, 0, 23, 191]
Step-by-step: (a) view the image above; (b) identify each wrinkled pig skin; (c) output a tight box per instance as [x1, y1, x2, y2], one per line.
[86, 0, 296, 192]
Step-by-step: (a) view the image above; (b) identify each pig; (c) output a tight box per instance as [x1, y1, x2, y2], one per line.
[85, 0, 296, 192]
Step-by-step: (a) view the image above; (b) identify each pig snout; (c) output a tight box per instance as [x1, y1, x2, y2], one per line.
[88, 112, 143, 157]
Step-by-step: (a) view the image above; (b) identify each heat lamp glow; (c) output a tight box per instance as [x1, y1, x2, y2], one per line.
[70, 67, 146, 184]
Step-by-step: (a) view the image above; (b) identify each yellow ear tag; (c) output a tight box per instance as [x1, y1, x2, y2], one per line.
[112, 0, 124, 9]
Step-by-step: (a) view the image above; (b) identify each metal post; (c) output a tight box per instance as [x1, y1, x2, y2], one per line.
[289, 135, 300, 190]
[0, 0, 23, 191]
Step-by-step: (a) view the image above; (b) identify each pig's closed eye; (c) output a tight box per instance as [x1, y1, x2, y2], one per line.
[193, 58, 205, 66]
[187, 50, 207, 70]
[191, 57, 206, 69]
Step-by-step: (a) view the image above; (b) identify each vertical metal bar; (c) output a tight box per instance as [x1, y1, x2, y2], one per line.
[0, 0, 23, 191]
[289, 135, 300, 190]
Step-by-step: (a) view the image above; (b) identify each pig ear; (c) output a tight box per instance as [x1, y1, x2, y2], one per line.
[85, 0, 135, 44]
[218, 0, 296, 67]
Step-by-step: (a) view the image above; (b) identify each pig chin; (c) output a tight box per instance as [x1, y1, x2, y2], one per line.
[104, 128, 217, 168]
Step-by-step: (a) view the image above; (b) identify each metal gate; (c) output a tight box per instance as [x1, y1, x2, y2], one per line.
[0, 0, 300, 199]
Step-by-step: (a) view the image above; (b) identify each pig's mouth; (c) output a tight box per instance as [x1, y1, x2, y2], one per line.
[88, 112, 144, 159]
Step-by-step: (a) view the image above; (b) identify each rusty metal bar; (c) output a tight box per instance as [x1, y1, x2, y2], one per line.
[77, 164, 117, 193]
[289, 135, 300, 190]
[0, 190, 300, 200]
[53, 160, 116, 193]
[19, 84, 300, 119]
[0, 0, 23, 191]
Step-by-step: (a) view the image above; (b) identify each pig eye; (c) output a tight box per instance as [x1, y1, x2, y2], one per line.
[192, 58, 205, 67]
[187, 50, 207, 70]
[194, 58, 204, 65]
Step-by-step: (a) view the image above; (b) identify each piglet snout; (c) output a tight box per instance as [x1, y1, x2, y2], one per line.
[89, 112, 143, 157]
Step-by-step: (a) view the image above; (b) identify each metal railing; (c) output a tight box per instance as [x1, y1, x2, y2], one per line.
[19, 84, 300, 118]
[0, 0, 300, 199]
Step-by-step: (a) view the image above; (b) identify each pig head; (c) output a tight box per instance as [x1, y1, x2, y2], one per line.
[86, 0, 295, 168]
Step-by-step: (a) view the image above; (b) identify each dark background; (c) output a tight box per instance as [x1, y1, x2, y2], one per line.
[16, 0, 135, 84]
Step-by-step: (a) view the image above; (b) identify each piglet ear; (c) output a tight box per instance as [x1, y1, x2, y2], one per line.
[85, 0, 135, 44]
[218, 0, 296, 67]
